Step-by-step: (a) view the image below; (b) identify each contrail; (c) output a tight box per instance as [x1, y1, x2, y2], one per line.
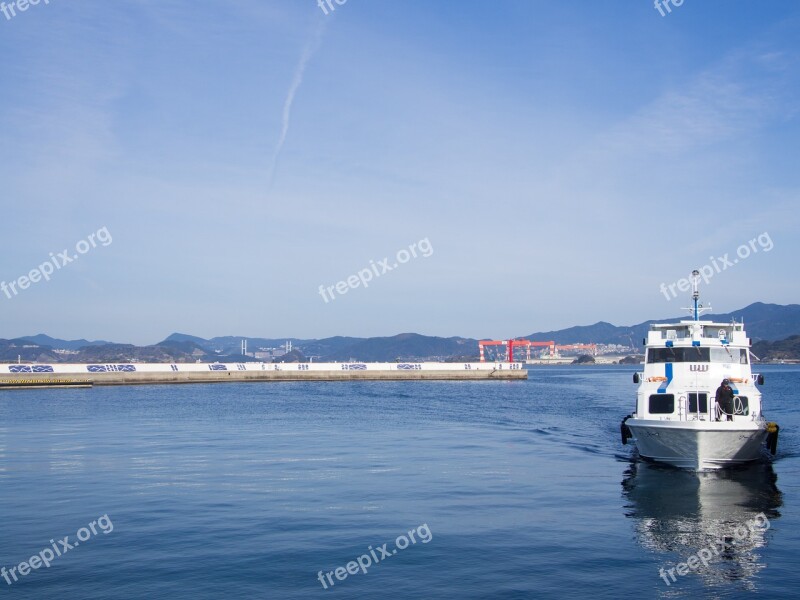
[267, 22, 325, 189]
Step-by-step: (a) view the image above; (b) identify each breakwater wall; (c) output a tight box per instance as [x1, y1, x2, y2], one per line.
[0, 361, 526, 386]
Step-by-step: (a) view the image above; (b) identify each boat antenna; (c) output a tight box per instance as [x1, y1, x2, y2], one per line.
[691, 269, 700, 321]
[683, 269, 712, 320]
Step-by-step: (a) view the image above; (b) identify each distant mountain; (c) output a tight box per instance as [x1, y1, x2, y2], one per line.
[5, 302, 799, 363]
[297, 336, 370, 359]
[523, 322, 632, 345]
[723, 302, 800, 341]
[160, 332, 474, 362]
[319, 333, 476, 362]
[17, 334, 113, 350]
[0, 336, 228, 364]
[752, 335, 800, 362]
[160, 333, 313, 355]
[161, 333, 213, 349]
[524, 303, 800, 346]
[77, 340, 259, 364]
[156, 339, 208, 354]
[0, 339, 60, 363]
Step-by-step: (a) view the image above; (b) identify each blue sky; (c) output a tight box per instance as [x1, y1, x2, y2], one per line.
[1, 0, 798, 344]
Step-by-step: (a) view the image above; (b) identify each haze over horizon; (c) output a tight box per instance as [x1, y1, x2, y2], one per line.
[2, 1, 799, 345]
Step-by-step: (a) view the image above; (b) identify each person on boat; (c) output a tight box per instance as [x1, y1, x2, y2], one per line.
[715, 379, 734, 421]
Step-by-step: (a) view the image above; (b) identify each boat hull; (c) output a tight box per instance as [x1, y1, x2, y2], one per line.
[627, 419, 768, 470]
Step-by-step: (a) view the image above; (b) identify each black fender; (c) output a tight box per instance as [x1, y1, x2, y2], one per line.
[620, 415, 633, 445]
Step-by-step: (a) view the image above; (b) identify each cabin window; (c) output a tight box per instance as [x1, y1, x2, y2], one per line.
[733, 396, 750, 416]
[647, 347, 748, 364]
[649, 394, 675, 414]
[647, 347, 710, 363]
[688, 393, 708, 413]
[710, 348, 749, 364]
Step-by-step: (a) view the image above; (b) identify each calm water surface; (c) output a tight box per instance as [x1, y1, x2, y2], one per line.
[1, 366, 799, 599]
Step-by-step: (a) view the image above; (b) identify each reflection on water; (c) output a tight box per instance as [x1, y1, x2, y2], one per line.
[622, 459, 782, 591]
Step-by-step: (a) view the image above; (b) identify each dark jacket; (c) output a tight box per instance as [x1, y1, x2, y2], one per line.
[716, 384, 734, 415]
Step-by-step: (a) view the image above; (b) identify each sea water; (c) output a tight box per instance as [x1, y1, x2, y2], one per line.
[1, 366, 798, 599]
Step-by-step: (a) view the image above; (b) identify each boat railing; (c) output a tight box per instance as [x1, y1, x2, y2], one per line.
[677, 394, 710, 422]
[676, 393, 761, 422]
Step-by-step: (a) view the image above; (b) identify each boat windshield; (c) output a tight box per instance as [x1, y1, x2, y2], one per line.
[648, 347, 708, 363]
[646, 347, 749, 364]
[710, 347, 749, 364]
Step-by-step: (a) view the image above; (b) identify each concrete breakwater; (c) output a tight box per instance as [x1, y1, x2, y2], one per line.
[0, 362, 526, 387]
[0, 378, 93, 389]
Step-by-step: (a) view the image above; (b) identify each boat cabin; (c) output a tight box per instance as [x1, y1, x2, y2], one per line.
[635, 320, 761, 422]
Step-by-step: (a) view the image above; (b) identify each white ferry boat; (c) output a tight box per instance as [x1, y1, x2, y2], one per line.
[621, 271, 779, 470]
